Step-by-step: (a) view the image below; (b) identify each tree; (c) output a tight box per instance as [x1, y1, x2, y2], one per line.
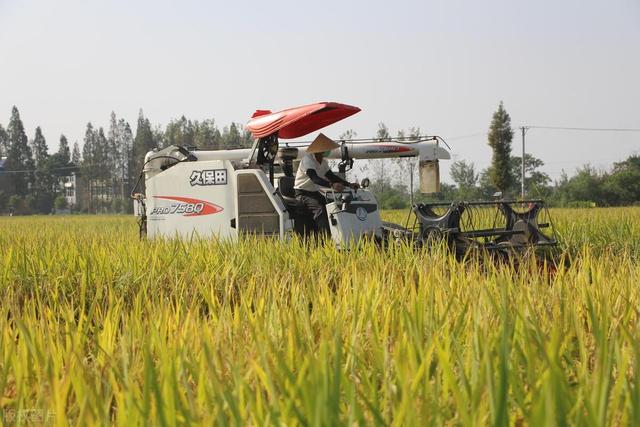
[0, 124, 8, 157]
[395, 127, 421, 197]
[47, 152, 73, 182]
[561, 165, 604, 204]
[0, 124, 9, 204]
[196, 119, 222, 149]
[116, 118, 133, 199]
[107, 112, 120, 192]
[8, 194, 24, 213]
[478, 168, 499, 198]
[71, 142, 81, 165]
[5, 106, 34, 196]
[450, 160, 479, 199]
[371, 123, 391, 197]
[602, 155, 640, 205]
[376, 123, 390, 141]
[450, 160, 479, 188]
[48, 134, 74, 197]
[82, 123, 97, 180]
[220, 122, 253, 149]
[487, 101, 514, 195]
[178, 116, 195, 147]
[338, 129, 357, 141]
[81, 123, 98, 212]
[54, 195, 68, 210]
[222, 123, 242, 148]
[31, 127, 49, 167]
[240, 125, 253, 148]
[95, 127, 109, 181]
[379, 189, 409, 209]
[165, 116, 226, 149]
[418, 182, 458, 202]
[510, 154, 551, 197]
[152, 124, 165, 150]
[57, 134, 71, 164]
[30, 126, 54, 212]
[88, 127, 113, 211]
[131, 110, 156, 188]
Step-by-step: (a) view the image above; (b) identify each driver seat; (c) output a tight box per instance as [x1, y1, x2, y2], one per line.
[277, 176, 316, 235]
[278, 176, 299, 206]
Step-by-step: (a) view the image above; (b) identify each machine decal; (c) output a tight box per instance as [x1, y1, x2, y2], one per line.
[190, 169, 228, 186]
[344, 203, 377, 214]
[356, 207, 368, 221]
[151, 196, 223, 216]
[364, 145, 412, 154]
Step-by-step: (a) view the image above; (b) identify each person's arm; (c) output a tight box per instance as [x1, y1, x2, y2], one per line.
[325, 170, 350, 186]
[306, 169, 332, 187]
[326, 171, 360, 189]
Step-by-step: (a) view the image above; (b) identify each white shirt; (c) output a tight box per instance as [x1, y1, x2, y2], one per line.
[294, 153, 330, 192]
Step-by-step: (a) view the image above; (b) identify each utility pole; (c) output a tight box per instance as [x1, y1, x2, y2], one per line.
[520, 126, 529, 199]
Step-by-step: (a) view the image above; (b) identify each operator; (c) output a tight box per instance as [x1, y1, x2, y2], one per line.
[294, 133, 359, 234]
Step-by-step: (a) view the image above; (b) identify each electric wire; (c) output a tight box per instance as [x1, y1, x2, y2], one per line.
[526, 125, 640, 132]
[0, 164, 82, 174]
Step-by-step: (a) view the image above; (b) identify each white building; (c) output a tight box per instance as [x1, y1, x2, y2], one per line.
[61, 173, 77, 207]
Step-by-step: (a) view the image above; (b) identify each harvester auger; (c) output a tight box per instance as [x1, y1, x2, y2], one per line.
[132, 101, 558, 262]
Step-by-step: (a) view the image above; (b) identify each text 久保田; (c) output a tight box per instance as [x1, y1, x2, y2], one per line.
[190, 169, 227, 186]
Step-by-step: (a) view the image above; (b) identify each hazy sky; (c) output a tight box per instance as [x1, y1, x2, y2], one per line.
[1, 0, 638, 182]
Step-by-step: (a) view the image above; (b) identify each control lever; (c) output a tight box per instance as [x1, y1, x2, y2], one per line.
[341, 192, 353, 206]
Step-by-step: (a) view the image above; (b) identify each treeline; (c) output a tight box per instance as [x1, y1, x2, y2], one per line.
[439, 102, 639, 207]
[358, 102, 639, 210]
[441, 155, 639, 206]
[368, 153, 640, 210]
[1, 103, 637, 215]
[0, 106, 253, 214]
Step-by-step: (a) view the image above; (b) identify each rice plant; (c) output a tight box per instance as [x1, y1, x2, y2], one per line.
[0, 208, 638, 425]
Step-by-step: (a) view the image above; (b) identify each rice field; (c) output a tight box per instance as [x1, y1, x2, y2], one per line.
[1, 207, 639, 426]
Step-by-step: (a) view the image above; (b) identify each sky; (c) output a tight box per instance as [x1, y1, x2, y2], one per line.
[1, 0, 639, 183]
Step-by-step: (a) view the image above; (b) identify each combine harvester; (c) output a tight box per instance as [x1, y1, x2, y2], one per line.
[133, 102, 556, 258]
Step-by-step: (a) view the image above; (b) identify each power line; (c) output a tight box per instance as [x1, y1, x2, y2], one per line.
[445, 132, 487, 141]
[441, 126, 640, 140]
[0, 164, 84, 174]
[527, 125, 640, 132]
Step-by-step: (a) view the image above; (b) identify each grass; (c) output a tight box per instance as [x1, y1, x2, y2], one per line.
[0, 207, 639, 425]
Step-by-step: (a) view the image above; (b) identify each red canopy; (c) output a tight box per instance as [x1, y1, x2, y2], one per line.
[246, 102, 361, 139]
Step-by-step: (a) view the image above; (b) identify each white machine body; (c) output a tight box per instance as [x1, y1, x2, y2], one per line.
[140, 137, 450, 245]
[325, 189, 383, 249]
[184, 140, 449, 162]
[143, 154, 292, 239]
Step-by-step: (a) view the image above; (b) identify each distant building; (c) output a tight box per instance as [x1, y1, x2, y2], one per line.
[89, 179, 114, 204]
[61, 173, 77, 207]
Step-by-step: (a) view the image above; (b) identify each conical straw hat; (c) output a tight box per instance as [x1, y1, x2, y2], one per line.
[306, 133, 340, 154]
